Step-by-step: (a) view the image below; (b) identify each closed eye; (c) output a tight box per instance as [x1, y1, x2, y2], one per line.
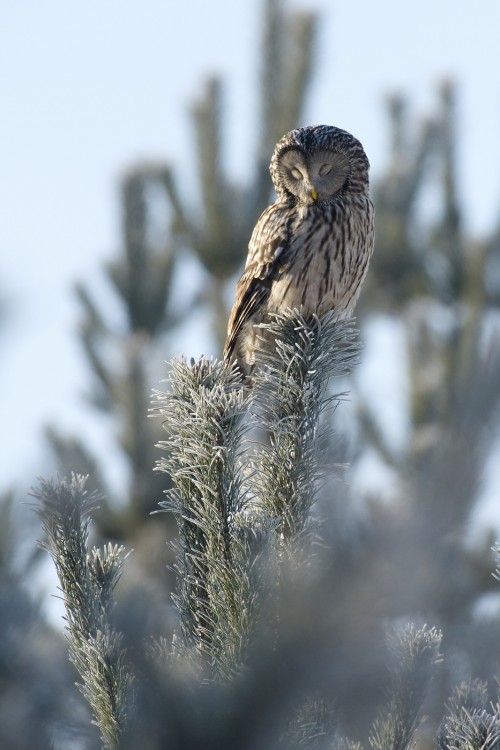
[319, 163, 332, 176]
[290, 167, 303, 180]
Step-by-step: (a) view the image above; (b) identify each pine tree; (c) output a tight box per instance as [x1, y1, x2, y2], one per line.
[33, 312, 500, 748]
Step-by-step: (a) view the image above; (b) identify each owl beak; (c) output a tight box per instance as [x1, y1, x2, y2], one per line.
[311, 188, 318, 201]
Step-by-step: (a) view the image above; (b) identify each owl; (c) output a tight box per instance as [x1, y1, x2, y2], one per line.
[224, 124, 374, 378]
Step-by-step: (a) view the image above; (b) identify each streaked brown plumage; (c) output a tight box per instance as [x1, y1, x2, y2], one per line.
[224, 125, 374, 378]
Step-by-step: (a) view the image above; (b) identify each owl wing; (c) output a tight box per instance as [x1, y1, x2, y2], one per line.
[224, 202, 292, 362]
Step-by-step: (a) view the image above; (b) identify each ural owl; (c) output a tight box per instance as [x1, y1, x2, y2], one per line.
[224, 124, 374, 378]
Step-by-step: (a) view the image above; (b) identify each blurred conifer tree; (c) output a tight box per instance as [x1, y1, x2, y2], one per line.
[338, 80, 500, 727]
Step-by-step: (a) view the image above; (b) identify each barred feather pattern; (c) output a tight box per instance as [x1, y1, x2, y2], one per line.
[224, 125, 374, 377]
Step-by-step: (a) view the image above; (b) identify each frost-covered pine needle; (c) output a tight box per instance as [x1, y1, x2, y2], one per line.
[250, 310, 360, 548]
[32, 474, 131, 750]
[437, 680, 500, 750]
[152, 357, 272, 678]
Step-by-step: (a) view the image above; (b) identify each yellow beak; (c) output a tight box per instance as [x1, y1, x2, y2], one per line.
[311, 188, 318, 201]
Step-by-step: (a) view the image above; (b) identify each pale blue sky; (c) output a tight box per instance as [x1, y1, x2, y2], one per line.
[1, 0, 500, 491]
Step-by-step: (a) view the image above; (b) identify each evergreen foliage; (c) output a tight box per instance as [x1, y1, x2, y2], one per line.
[250, 313, 358, 545]
[32, 313, 500, 749]
[33, 475, 131, 750]
[150, 313, 359, 678]
[152, 357, 254, 677]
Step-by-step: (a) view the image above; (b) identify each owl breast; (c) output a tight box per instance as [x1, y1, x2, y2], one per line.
[266, 199, 374, 318]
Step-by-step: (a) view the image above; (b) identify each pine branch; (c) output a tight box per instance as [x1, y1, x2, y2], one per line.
[152, 357, 267, 678]
[276, 695, 337, 749]
[32, 474, 132, 750]
[151, 312, 361, 683]
[75, 281, 115, 411]
[111, 168, 177, 335]
[251, 310, 359, 547]
[438, 680, 500, 750]
[369, 624, 442, 750]
[191, 78, 226, 257]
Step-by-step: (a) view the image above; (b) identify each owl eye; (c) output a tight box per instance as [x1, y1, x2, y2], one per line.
[319, 163, 332, 177]
[290, 167, 303, 181]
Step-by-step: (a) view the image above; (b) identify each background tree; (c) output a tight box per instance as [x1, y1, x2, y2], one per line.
[0, 490, 87, 749]
[348, 80, 500, 701]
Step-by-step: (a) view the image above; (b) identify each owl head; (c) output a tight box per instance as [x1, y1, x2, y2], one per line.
[269, 124, 370, 205]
